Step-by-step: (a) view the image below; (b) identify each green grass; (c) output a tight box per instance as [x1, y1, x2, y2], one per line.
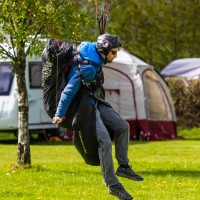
[0, 129, 200, 200]
[178, 127, 200, 140]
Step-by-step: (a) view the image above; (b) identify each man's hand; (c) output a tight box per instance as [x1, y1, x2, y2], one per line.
[52, 116, 63, 124]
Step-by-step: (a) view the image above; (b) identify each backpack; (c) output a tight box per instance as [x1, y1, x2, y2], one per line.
[41, 38, 74, 119]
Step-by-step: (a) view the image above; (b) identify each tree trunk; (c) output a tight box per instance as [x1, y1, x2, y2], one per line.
[16, 55, 31, 165]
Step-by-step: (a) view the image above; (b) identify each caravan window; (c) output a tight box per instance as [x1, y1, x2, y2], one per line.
[0, 63, 13, 95]
[29, 62, 42, 88]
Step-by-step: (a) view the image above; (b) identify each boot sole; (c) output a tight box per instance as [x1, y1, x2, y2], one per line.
[109, 191, 133, 200]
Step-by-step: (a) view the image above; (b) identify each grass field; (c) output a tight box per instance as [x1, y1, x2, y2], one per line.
[0, 129, 200, 200]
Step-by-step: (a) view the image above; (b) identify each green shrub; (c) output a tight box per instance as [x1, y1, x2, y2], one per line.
[166, 77, 200, 128]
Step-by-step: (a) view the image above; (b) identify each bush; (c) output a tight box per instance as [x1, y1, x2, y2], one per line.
[166, 77, 200, 128]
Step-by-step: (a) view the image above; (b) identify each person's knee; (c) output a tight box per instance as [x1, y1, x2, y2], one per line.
[98, 136, 112, 148]
[117, 121, 129, 135]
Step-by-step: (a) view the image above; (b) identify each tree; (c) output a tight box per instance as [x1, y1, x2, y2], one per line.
[0, 0, 91, 165]
[109, 0, 200, 71]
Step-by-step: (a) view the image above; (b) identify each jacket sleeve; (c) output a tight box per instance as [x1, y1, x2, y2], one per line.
[55, 69, 81, 118]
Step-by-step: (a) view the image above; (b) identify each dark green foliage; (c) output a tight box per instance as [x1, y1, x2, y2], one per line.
[108, 0, 200, 71]
[166, 77, 200, 128]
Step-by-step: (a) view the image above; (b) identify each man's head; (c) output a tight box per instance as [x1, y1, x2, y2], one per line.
[96, 34, 121, 63]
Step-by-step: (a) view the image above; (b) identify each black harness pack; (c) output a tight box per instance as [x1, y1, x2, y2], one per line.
[41, 39, 102, 166]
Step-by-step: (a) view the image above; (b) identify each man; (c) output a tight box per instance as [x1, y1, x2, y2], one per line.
[53, 34, 144, 200]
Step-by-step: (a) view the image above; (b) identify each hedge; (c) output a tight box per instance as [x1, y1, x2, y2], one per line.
[165, 77, 200, 128]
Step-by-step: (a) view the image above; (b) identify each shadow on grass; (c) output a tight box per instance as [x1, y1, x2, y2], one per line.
[0, 138, 74, 145]
[0, 139, 18, 145]
[141, 169, 200, 178]
[0, 132, 75, 145]
[10, 163, 102, 176]
[10, 164, 200, 179]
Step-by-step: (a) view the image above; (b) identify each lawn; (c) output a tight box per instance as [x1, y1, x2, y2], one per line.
[0, 129, 200, 200]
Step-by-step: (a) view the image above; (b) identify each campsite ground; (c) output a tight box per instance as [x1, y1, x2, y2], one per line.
[0, 128, 200, 200]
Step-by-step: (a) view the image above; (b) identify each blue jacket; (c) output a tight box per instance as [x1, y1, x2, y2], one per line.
[55, 42, 105, 118]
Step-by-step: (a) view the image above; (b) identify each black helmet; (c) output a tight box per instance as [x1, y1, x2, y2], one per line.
[96, 34, 121, 56]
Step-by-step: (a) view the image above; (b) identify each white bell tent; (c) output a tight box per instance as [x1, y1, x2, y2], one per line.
[103, 48, 177, 140]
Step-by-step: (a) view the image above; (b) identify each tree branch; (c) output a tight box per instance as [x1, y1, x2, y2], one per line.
[8, 34, 17, 58]
[0, 45, 16, 61]
[25, 26, 45, 56]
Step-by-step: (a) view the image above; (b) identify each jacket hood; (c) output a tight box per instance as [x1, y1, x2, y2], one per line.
[78, 42, 105, 65]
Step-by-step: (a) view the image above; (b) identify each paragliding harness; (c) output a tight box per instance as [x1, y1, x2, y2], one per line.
[41, 38, 101, 166]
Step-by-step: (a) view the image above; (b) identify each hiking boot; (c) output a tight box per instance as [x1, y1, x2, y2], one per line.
[116, 166, 144, 181]
[108, 183, 133, 200]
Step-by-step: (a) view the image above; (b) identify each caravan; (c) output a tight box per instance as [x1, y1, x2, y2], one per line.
[0, 55, 59, 135]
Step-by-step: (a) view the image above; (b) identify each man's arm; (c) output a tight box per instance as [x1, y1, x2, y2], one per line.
[53, 63, 97, 124]
[53, 69, 81, 124]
